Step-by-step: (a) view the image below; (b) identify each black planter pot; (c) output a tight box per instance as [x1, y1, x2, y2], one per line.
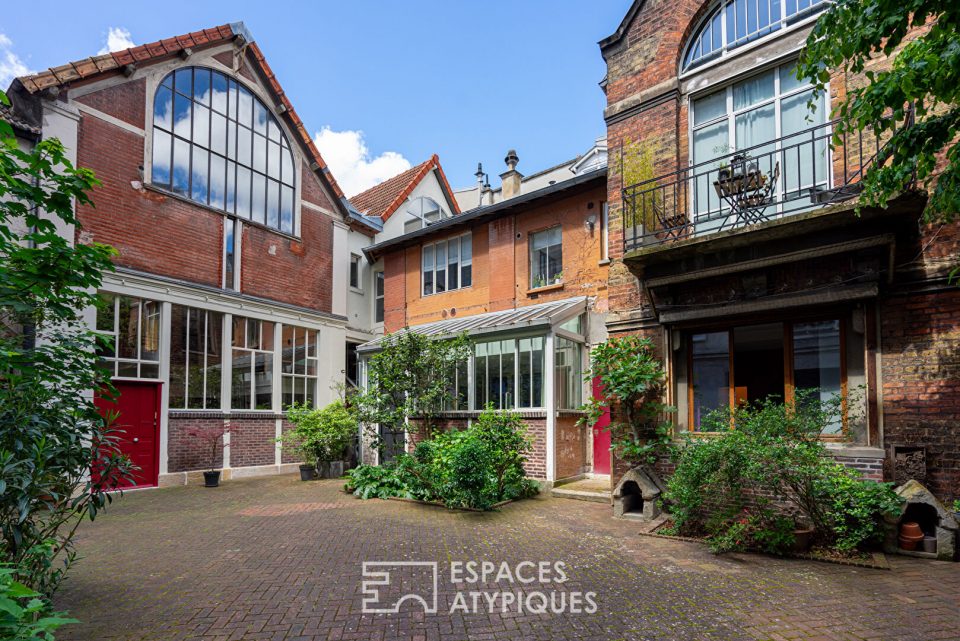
[203, 470, 221, 488]
[299, 464, 317, 481]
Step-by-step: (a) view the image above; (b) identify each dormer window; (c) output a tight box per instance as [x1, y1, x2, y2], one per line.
[682, 0, 827, 73]
[151, 67, 296, 235]
[404, 197, 449, 233]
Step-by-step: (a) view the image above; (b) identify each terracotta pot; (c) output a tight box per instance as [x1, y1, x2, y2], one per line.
[899, 535, 921, 551]
[900, 522, 923, 538]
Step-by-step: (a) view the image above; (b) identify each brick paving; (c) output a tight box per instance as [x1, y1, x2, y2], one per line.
[57, 475, 960, 641]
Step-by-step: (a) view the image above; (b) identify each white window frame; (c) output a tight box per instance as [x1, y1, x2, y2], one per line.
[349, 253, 362, 292]
[230, 316, 276, 412]
[280, 324, 320, 408]
[404, 196, 449, 233]
[169, 305, 224, 410]
[421, 232, 472, 297]
[97, 294, 162, 380]
[373, 270, 385, 324]
[529, 226, 563, 289]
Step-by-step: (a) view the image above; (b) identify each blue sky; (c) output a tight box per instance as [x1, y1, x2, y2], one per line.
[0, 1, 627, 195]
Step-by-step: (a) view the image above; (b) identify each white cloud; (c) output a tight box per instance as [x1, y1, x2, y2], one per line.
[313, 126, 411, 197]
[0, 34, 32, 89]
[98, 27, 135, 55]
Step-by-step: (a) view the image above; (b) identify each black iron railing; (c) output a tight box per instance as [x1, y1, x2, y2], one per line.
[621, 111, 911, 252]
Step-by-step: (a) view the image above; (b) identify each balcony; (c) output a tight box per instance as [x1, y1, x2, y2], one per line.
[621, 114, 913, 254]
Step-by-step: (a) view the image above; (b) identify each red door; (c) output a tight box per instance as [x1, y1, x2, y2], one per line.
[95, 381, 161, 489]
[591, 377, 611, 475]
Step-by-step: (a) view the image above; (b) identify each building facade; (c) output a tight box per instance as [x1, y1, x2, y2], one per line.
[360, 149, 611, 483]
[7, 23, 354, 487]
[600, 0, 960, 501]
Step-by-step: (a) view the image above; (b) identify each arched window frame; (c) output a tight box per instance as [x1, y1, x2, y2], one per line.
[681, 0, 828, 74]
[150, 66, 297, 236]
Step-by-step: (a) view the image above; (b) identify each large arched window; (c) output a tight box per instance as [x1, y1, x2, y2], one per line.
[682, 0, 827, 72]
[151, 67, 296, 235]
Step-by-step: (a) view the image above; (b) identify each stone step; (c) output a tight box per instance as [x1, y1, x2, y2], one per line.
[550, 487, 610, 504]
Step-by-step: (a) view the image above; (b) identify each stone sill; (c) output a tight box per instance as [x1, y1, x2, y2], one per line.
[526, 282, 564, 295]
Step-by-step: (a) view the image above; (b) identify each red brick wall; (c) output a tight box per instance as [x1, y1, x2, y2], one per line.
[73, 74, 338, 315]
[167, 415, 226, 473]
[880, 290, 960, 501]
[228, 416, 278, 468]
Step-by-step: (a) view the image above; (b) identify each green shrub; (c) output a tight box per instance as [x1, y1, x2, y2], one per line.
[347, 409, 539, 510]
[665, 393, 902, 555]
[0, 544, 78, 640]
[280, 399, 357, 466]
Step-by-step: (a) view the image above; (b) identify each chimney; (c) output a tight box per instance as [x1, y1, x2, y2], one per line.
[500, 149, 523, 199]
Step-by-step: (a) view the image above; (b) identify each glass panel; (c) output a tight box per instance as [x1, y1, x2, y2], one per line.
[266, 179, 280, 229]
[501, 339, 515, 409]
[205, 312, 222, 409]
[435, 244, 446, 293]
[227, 120, 237, 160]
[172, 138, 190, 195]
[254, 352, 273, 410]
[224, 219, 235, 289]
[173, 92, 191, 138]
[793, 320, 842, 433]
[169, 304, 187, 408]
[236, 166, 252, 219]
[96, 293, 115, 332]
[117, 361, 138, 378]
[140, 301, 160, 362]
[693, 89, 727, 126]
[779, 63, 806, 94]
[282, 325, 296, 373]
[232, 316, 246, 347]
[211, 71, 228, 113]
[733, 322, 784, 408]
[117, 297, 138, 359]
[447, 238, 459, 290]
[280, 185, 294, 234]
[151, 129, 171, 186]
[251, 174, 266, 224]
[247, 318, 260, 350]
[193, 68, 210, 105]
[187, 308, 205, 409]
[154, 85, 172, 130]
[139, 363, 159, 379]
[228, 80, 238, 120]
[210, 112, 227, 156]
[691, 331, 730, 431]
[226, 160, 237, 214]
[733, 69, 775, 110]
[554, 337, 581, 409]
[238, 86, 253, 127]
[474, 342, 488, 409]
[193, 103, 210, 147]
[232, 348, 251, 410]
[174, 68, 192, 97]
[374, 272, 384, 323]
[781, 88, 828, 201]
[422, 245, 434, 295]
[531, 336, 544, 407]
[209, 153, 226, 211]
[267, 117, 280, 142]
[281, 148, 294, 186]
[253, 101, 268, 136]
[191, 147, 209, 204]
[252, 133, 266, 174]
[518, 338, 532, 408]
[461, 263, 472, 288]
[237, 125, 252, 166]
[734, 103, 776, 151]
[267, 141, 281, 180]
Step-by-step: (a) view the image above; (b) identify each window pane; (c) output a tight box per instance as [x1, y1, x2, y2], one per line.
[169, 304, 188, 408]
[461, 234, 472, 262]
[794, 320, 842, 433]
[267, 141, 281, 180]
[435, 244, 446, 293]
[187, 308, 205, 409]
[193, 104, 210, 148]
[154, 85, 173, 130]
[461, 263, 472, 288]
[691, 331, 730, 431]
[140, 301, 160, 362]
[474, 342, 488, 409]
[734, 103, 776, 151]
[266, 179, 280, 229]
[172, 137, 190, 195]
[173, 92, 191, 139]
[205, 312, 223, 409]
[531, 336, 544, 407]
[282, 325, 296, 373]
[267, 117, 281, 142]
[236, 166, 252, 219]
[518, 338, 532, 408]
[422, 245, 434, 295]
[280, 185, 294, 234]
[152, 129, 172, 186]
[554, 337, 581, 409]
[211, 112, 227, 156]
[252, 133, 266, 174]
[174, 68, 192, 97]
[237, 125, 252, 166]
[117, 298, 138, 359]
[501, 339, 515, 409]
[281, 148, 294, 186]
[232, 348, 251, 410]
[254, 352, 273, 410]
[209, 153, 226, 211]
[193, 68, 210, 104]
[191, 147, 209, 204]
[96, 293, 115, 332]
[447, 239, 459, 290]
[733, 69, 775, 109]
[211, 71, 228, 113]
[693, 89, 726, 126]
[238, 86, 253, 127]
[224, 219, 235, 290]
[226, 161, 237, 214]
[253, 101, 268, 136]
[251, 174, 266, 224]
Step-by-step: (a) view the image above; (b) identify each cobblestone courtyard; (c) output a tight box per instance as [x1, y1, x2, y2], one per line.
[57, 475, 960, 641]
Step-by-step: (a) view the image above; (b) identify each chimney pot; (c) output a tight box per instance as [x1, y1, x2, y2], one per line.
[500, 150, 523, 200]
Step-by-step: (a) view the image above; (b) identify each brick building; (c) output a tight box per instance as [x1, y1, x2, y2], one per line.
[599, 0, 960, 501]
[5, 23, 355, 487]
[359, 147, 611, 483]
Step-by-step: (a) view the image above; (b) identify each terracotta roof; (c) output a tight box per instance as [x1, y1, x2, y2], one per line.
[349, 154, 461, 221]
[14, 22, 346, 203]
[0, 104, 40, 136]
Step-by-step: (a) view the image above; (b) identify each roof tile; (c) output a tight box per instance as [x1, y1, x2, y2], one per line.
[349, 154, 461, 221]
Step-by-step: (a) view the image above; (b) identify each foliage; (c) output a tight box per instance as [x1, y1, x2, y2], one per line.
[0, 90, 132, 596]
[0, 549, 77, 641]
[797, 0, 960, 239]
[579, 336, 674, 466]
[280, 400, 357, 465]
[664, 393, 902, 555]
[185, 423, 233, 471]
[355, 331, 471, 448]
[616, 139, 663, 230]
[345, 409, 539, 510]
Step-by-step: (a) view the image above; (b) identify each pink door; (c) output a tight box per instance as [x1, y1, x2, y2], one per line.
[95, 381, 161, 488]
[591, 377, 611, 475]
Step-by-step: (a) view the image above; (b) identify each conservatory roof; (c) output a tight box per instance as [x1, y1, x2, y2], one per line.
[357, 296, 587, 353]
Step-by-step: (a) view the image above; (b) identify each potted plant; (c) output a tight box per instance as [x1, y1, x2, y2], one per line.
[186, 423, 233, 487]
[281, 400, 358, 480]
[792, 521, 815, 552]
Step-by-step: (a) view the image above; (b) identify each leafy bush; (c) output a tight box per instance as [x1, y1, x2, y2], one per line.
[0, 90, 132, 597]
[0, 543, 77, 640]
[280, 399, 357, 465]
[345, 409, 539, 510]
[579, 336, 674, 466]
[664, 393, 902, 555]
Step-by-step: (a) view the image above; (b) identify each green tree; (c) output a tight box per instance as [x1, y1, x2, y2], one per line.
[356, 331, 471, 447]
[579, 336, 674, 466]
[798, 1, 960, 231]
[0, 91, 132, 598]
